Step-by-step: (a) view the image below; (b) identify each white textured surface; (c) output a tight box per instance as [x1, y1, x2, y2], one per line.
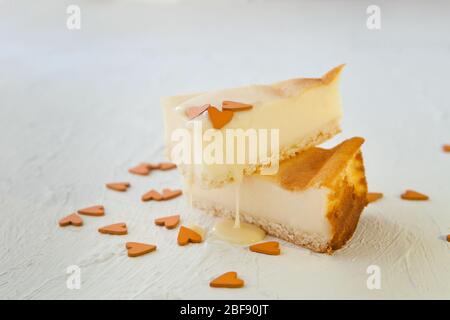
[1, 0, 449, 299]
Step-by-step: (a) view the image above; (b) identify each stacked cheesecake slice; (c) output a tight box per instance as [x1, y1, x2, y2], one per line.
[163, 65, 368, 253]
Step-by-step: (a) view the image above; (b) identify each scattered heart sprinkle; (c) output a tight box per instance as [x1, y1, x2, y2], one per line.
[77, 205, 105, 216]
[210, 271, 244, 288]
[98, 223, 128, 235]
[186, 224, 205, 240]
[208, 106, 234, 129]
[147, 163, 161, 169]
[141, 189, 182, 201]
[155, 215, 180, 229]
[442, 144, 450, 152]
[367, 192, 383, 203]
[177, 226, 202, 246]
[162, 188, 182, 200]
[158, 162, 177, 170]
[59, 213, 83, 227]
[106, 182, 130, 192]
[249, 241, 280, 255]
[126, 242, 157, 257]
[222, 100, 253, 111]
[128, 163, 152, 176]
[141, 189, 163, 201]
[447, 234, 450, 242]
[401, 190, 429, 201]
[185, 104, 210, 120]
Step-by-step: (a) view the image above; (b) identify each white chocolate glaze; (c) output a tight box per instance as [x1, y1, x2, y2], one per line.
[212, 218, 266, 245]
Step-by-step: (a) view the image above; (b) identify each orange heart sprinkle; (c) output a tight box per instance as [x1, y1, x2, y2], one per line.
[222, 100, 253, 111]
[59, 213, 83, 227]
[98, 223, 128, 235]
[367, 192, 383, 203]
[128, 163, 152, 176]
[208, 106, 233, 129]
[442, 144, 450, 152]
[447, 234, 450, 242]
[249, 241, 280, 255]
[185, 104, 210, 120]
[162, 188, 182, 200]
[401, 190, 429, 201]
[106, 182, 130, 192]
[141, 189, 163, 202]
[78, 205, 104, 216]
[155, 215, 180, 229]
[177, 226, 202, 246]
[147, 163, 161, 169]
[210, 271, 244, 288]
[158, 162, 177, 170]
[126, 242, 157, 257]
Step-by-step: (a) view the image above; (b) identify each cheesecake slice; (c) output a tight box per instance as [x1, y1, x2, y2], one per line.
[163, 65, 344, 188]
[191, 137, 368, 253]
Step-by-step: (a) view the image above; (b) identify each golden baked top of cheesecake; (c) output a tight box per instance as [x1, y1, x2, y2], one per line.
[163, 64, 345, 118]
[271, 64, 345, 97]
[278, 137, 365, 191]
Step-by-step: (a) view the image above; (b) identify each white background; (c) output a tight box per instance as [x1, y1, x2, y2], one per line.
[0, 0, 449, 299]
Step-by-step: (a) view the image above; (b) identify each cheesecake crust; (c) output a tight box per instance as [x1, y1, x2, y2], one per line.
[193, 200, 331, 252]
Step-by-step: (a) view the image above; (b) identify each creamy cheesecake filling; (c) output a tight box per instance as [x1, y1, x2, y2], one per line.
[191, 176, 332, 240]
[163, 65, 344, 188]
